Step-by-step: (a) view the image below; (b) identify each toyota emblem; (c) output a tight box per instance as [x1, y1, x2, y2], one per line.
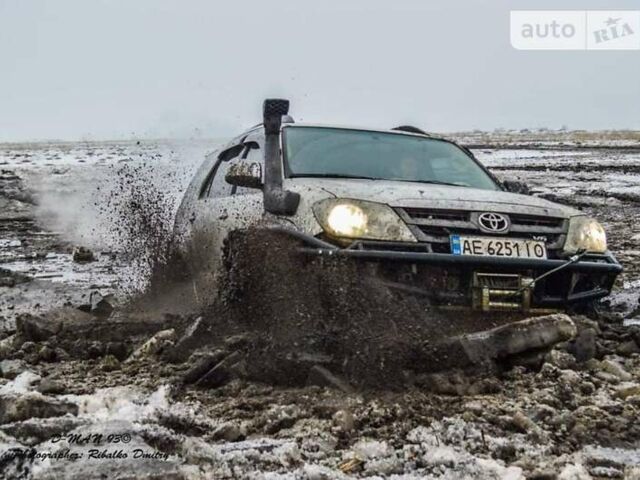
[478, 212, 510, 233]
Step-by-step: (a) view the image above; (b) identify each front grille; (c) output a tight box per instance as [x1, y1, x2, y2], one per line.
[395, 207, 568, 254]
[510, 214, 564, 229]
[402, 208, 468, 222]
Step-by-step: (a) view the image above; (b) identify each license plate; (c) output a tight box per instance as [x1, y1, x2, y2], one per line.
[450, 235, 547, 259]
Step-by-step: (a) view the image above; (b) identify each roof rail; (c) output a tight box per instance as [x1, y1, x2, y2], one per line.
[391, 125, 430, 136]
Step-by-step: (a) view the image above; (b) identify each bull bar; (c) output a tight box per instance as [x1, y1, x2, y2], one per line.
[268, 226, 623, 309]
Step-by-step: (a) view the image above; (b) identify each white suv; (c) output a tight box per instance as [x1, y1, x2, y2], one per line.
[174, 99, 621, 312]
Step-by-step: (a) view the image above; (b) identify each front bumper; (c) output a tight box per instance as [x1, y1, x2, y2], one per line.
[271, 227, 622, 310]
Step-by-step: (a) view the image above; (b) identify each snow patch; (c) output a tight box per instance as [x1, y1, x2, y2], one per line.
[0, 370, 41, 394]
[63, 385, 170, 422]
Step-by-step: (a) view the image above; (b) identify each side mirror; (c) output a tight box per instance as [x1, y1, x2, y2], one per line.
[503, 180, 530, 195]
[226, 162, 263, 189]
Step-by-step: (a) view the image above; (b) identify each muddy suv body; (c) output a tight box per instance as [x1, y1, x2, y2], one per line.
[175, 100, 621, 312]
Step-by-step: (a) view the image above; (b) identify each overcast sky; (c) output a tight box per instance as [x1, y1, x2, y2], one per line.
[1, 0, 639, 141]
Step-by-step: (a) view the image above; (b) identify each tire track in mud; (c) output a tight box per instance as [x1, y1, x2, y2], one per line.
[491, 163, 640, 174]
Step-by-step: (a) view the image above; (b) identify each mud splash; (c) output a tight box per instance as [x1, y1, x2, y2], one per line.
[98, 162, 182, 294]
[102, 173, 566, 391]
[164, 228, 543, 390]
[1, 142, 593, 390]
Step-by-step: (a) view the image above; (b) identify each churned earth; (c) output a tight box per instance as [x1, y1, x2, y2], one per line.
[0, 132, 640, 479]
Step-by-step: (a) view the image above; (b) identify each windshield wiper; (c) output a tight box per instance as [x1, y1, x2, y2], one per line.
[289, 173, 381, 180]
[289, 174, 469, 187]
[390, 179, 470, 187]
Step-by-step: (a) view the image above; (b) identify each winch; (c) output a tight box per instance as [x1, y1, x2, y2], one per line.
[472, 272, 533, 311]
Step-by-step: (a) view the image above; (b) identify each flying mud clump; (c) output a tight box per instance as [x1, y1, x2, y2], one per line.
[99, 162, 183, 294]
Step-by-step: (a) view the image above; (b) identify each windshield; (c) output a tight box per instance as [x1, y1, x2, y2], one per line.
[283, 126, 499, 190]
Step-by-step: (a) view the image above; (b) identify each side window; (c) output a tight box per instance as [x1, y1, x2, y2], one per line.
[232, 142, 263, 196]
[242, 142, 262, 164]
[199, 144, 243, 199]
[210, 161, 234, 198]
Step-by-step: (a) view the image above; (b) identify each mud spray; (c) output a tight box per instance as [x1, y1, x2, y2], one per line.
[20, 149, 536, 390]
[39, 157, 527, 390]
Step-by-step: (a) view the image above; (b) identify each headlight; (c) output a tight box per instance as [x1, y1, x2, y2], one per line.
[326, 204, 368, 237]
[563, 216, 607, 254]
[313, 199, 417, 242]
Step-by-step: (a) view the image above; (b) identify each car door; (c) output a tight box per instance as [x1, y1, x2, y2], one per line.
[190, 137, 265, 277]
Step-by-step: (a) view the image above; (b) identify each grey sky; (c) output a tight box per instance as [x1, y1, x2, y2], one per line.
[1, 0, 639, 141]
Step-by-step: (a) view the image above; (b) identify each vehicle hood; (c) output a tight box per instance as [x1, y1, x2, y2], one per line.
[287, 178, 581, 218]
